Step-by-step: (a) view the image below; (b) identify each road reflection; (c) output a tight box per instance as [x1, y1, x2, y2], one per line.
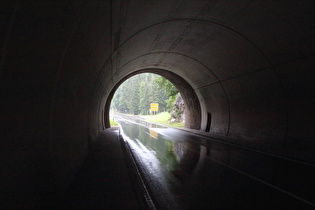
[114, 114, 315, 209]
[115, 115, 205, 209]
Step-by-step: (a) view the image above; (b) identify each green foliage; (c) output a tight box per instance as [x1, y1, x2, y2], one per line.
[111, 73, 169, 115]
[110, 119, 118, 126]
[143, 112, 184, 127]
[167, 94, 177, 112]
[154, 76, 179, 112]
[154, 76, 178, 98]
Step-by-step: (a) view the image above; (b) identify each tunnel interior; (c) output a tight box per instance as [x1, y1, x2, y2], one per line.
[1, 1, 315, 208]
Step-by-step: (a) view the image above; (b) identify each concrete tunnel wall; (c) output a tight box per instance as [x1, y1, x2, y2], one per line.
[1, 0, 314, 206]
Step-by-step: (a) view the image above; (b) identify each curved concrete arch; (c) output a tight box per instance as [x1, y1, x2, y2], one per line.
[117, 18, 273, 61]
[99, 18, 275, 80]
[97, 18, 287, 141]
[93, 15, 279, 137]
[98, 51, 229, 134]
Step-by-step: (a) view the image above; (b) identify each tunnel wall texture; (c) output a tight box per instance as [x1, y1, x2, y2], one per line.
[1, 0, 314, 207]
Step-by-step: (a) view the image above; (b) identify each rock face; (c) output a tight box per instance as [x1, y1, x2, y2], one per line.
[171, 94, 185, 123]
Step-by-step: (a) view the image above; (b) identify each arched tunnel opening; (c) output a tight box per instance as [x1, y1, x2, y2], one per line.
[104, 69, 202, 130]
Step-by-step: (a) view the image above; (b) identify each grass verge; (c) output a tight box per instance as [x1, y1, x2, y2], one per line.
[143, 112, 184, 128]
[110, 119, 118, 126]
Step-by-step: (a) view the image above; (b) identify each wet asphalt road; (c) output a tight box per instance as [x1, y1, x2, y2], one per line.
[114, 114, 315, 210]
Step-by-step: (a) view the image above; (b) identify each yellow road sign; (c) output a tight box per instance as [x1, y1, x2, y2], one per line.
[150, 103, 159, 111]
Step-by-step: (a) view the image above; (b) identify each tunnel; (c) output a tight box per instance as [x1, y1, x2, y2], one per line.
[1, 1, 314, 208]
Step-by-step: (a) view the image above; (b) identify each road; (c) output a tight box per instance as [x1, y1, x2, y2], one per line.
[114, 113, 315, 210]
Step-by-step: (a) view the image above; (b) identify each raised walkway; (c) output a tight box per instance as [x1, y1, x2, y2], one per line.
[59, 127, 152, 209]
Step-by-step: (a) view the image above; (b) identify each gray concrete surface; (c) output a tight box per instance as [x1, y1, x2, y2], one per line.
[59, 127, 145, 209]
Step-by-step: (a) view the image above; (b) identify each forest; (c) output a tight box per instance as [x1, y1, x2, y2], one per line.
[110, 73, 178, 115]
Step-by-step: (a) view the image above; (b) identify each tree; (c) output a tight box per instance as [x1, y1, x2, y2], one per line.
[154, 76, 178, 98]
[154, 76, 179, 112]
[111, 73, 169, 115]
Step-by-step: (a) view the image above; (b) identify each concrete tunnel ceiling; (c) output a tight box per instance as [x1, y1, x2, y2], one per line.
[1, 1, 315, 205]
